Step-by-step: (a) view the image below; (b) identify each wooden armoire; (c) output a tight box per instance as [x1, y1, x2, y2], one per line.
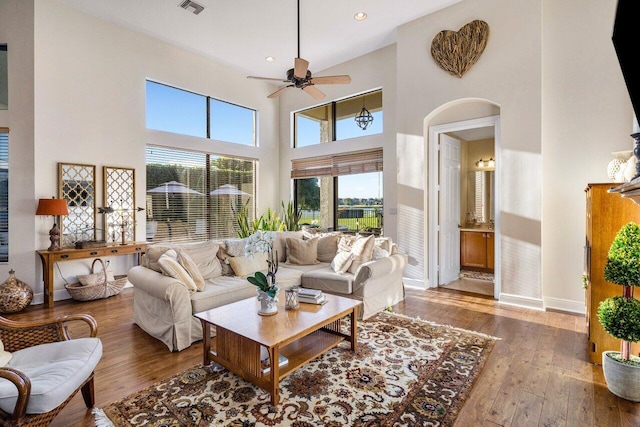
[585, 183, 640, 364]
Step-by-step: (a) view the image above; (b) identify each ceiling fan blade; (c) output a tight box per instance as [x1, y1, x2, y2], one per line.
[294, 57, 309, 79]
[302, 85, 326, 100]
[309, 75, 352, 85]
[268, 85, 293, 99]
[247, 76, 289, 82]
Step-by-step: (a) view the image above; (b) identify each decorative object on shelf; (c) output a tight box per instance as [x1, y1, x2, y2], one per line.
[607, 150, 633, 182]
[246, 230, 279, 315]
[431, 19, 489, 78]
[104, 166, 136, 244]
[64, 258, 128, 301]
[598, 222, 640, 401]
[475, 158, 495, 168]
[0, 269, 33, 313]
[36, 197, 69, 251]
[59, 163, 96, 247]
[285, 286, 299, 310]
[355, 94, 374, 131]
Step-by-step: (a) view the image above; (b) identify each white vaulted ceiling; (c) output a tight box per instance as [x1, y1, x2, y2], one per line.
[54, 0, 460, 78]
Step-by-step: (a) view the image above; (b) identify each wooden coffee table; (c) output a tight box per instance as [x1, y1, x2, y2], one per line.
[195, 292, 362, 405]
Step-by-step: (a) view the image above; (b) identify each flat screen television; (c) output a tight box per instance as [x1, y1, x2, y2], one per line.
[612, 0, 640, 132]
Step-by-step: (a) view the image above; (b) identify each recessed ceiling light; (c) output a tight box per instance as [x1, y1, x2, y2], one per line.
[354, 12, 367, 21]
[265, 56, 276, 62]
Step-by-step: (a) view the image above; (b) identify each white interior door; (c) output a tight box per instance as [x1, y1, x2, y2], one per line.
[439, 134, 461, 285]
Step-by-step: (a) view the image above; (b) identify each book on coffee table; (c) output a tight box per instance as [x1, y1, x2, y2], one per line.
[298, 288, 323, 297]
[299, 294, 327, 305]
[261, 353, 289, 374]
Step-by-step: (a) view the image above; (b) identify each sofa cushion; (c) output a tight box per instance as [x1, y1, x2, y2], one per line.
[274, 231, 304, 262]
[177, 249, 205, 291]
[286, 237, 319, 265]
[158, 250, 198, 294]
[180, 241, 223, 280]
[0, 338, 102, 415]
[301, 267, 354, 295]
[228, 253, 268, 277]
[191, 277, 257, 314]
[314, 233, 341, 262]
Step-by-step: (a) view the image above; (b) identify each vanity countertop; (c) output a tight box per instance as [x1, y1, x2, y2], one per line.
[460, 227, 495, 232]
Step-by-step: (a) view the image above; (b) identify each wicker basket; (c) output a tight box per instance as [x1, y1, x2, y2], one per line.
[64, 258, 128, 301]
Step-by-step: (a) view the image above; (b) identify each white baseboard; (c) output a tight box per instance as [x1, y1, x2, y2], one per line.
[543, 296, 585, 315]
[499, 293, 545, 311]
[403, 278, 428, 289]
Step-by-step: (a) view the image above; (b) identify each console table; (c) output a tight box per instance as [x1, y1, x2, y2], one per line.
[37, 242, 148, 308]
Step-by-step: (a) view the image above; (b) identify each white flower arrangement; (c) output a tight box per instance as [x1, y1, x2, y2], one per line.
[245, 230, 279, 288]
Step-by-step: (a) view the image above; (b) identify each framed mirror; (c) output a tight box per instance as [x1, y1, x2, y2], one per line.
[104, 166, 135, 244]
[466, 170, 495, 224]
[58, 163, 96, 246]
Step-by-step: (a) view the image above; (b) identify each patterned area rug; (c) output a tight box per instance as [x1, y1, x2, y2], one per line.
[97, 312, 496, 426]
[459, 269, 494, 282]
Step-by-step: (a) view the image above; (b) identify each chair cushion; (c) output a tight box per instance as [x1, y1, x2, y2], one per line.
[0, 338, 102, 415]
[0, 338, 11, 367]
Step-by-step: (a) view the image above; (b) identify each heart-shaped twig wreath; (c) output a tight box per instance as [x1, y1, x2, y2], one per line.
[431, 20, 489, 78]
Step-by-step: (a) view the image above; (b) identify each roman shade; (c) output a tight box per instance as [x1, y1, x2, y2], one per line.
[291, 148, 383, 179]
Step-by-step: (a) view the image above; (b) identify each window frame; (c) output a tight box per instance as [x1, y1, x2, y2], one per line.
[293, 89, 382, 148]
[146, 80, 258, 147]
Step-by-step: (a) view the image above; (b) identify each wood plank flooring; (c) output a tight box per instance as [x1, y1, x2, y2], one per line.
[4, 286, 640, 426]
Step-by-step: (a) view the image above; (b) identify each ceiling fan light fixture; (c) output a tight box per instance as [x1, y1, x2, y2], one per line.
[355, 107, 374, 130]
[354, 12, 368, 21]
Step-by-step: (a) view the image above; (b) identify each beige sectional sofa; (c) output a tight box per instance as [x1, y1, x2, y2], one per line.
[128, 231, 407, 351]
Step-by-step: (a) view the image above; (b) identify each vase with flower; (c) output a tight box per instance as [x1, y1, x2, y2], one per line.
[246, 230, 279, 315]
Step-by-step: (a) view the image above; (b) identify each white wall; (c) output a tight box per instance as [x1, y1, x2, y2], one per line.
[6, 0, 280, 303]
[0, 0, 36, 291]
[542, 0, 632, 313]
[394, 0, 631, 310]
[277, 44, 398, 241]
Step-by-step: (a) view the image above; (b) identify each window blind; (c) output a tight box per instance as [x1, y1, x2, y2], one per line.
[0, 132, 8, 262]
[146, 146, 255, 243]
[291, 148, 383, 179]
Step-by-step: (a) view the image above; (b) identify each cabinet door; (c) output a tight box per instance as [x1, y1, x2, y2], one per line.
[461, 231, 487, 268]
[486, 233, 495, 269]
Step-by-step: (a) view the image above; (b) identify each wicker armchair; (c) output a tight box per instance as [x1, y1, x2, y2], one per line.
[0, 314, 102, 427]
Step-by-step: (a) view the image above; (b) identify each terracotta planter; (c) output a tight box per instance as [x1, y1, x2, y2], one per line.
[602, 351, 640, 402]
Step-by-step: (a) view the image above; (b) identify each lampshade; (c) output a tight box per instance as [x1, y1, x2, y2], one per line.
[36, 198, 69, 216]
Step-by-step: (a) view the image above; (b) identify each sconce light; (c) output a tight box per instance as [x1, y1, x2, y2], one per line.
[476, 158, 496, 168]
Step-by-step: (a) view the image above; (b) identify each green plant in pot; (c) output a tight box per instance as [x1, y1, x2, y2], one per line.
[598, 222, 640, 401]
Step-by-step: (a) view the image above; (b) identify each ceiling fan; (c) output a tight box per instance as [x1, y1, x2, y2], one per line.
[247, 0, 351, 100]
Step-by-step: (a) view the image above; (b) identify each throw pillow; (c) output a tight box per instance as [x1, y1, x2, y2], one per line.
[158, 250, 198, 294]
[0, 339, 12, 367]
[273, 231, 304, 262]
[177, 249, 206, 291]
[372, 245, 390, 260]
[144, 245, 172, 273]
[224, 238, 248, 257]
[331, 251, 353, 274]
[181, 241, 222, 280]
[347, 234, 375, 274]
[286, 237, 319, 265]
[217, 245, 235, 276]
[314, 233, 341, 262]
[228, 253, 269, 277]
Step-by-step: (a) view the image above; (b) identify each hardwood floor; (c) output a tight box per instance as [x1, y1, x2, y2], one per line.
[5, 286, 640, 426]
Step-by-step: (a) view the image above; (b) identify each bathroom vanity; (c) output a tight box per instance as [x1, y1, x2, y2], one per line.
[460, 228, 494, 272]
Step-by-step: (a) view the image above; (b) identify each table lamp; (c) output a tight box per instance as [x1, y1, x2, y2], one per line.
[36, 197, 69, 251]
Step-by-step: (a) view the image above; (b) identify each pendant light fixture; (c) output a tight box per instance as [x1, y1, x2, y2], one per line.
[355, 94, 374, 131]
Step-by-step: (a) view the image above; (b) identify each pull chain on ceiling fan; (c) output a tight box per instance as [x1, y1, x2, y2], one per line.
[247, 0, 351, 100]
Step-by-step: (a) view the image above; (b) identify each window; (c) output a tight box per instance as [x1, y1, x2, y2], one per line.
[145, 81, 256, 146]
[0, 45, 7, 110]
[294, 90, 382, 148]
[146, 146, 255, 243]
[0, 131, 7, 262]
[292, 149, 383, 233]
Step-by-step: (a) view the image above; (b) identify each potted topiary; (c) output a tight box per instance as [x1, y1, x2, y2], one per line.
[598, 222, 640, 401]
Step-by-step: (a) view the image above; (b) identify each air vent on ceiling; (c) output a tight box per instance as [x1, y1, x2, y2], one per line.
[179, 0, 205, 15]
